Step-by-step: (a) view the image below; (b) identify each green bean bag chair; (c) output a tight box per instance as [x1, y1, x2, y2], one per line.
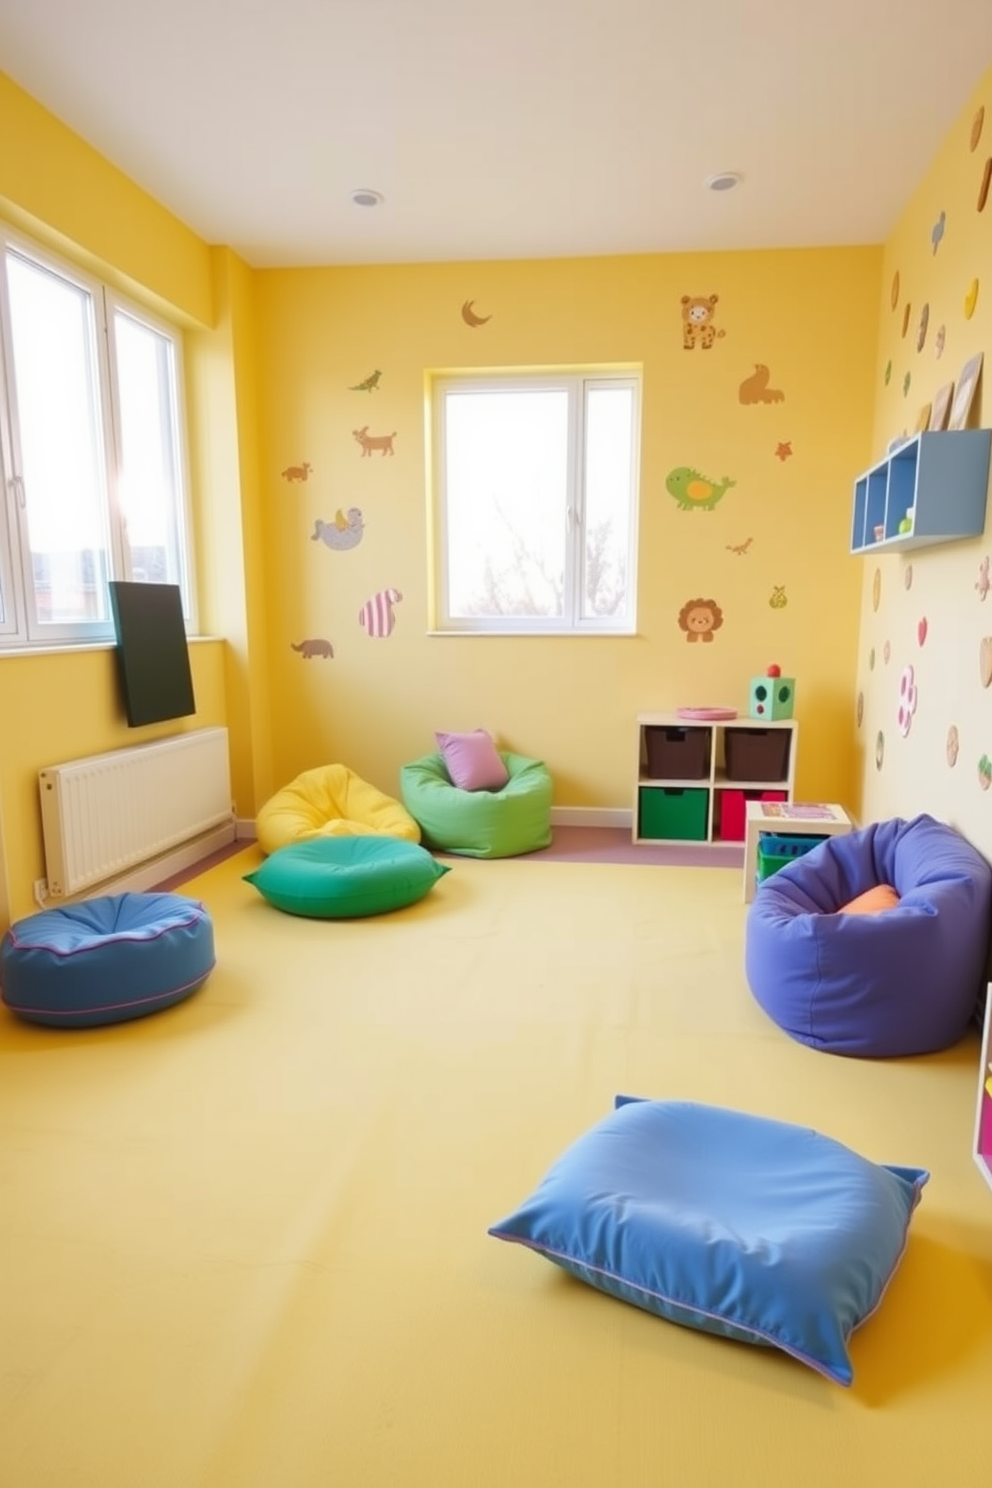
[400, 750, 552, 858]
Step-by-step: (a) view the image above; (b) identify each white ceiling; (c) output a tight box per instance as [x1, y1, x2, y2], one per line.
[1, 1, 991, 269]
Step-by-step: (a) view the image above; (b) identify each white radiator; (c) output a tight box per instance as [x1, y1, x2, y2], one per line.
[39, 727, 234, 899]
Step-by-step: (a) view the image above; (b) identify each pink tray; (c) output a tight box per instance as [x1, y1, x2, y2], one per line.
[676, 706, 738, 721]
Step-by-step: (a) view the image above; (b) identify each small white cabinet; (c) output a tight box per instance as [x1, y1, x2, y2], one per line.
[850, 428, 992, 555]
[634, 714, 797, 846]
[974, 990, 992, 1196]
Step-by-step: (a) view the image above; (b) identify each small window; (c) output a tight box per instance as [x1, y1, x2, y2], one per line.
[0, 229, 195, 647]
[431, 371, 640, 634]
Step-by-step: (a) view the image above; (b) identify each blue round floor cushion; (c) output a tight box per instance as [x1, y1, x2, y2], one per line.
[243, 836, 450, 918]
[0, 892, 215, 1029]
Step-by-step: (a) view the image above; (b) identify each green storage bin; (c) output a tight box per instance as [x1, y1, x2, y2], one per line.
[638, 787, 708, 841]
[756, 833, 827, 882]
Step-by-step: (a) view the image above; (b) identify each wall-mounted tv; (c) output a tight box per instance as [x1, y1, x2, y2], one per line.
[108, 581, 196, 728]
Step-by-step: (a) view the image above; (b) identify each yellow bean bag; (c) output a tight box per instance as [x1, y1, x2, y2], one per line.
[256, 764, 421, 855]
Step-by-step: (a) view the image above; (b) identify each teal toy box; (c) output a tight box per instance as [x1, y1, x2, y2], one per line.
[749, 665, 795, 721]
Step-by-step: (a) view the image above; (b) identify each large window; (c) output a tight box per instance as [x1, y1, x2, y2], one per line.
[0, 230, 194, 647]
[431, 372, 640, 634]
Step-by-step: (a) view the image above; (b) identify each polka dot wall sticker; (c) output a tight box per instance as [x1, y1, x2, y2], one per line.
[897, 666, 918, 736]
[884, 359, 892, 385]
[972, 105, 985, 151]
[904, 562, 914, 590]
[917, 303, 929, 350]
[976, 555, 991, 600]
[875, 731, 885, 770]
[964, 278, 979, 319]
[930, 213, 945, 255]
[872, 568, 881, 611]
[883, 639, 891, 664]
[902, 302, 912, 338]
[947, 724, 959, 767]
[903, 370, 912, 397]
[891, 271, 900, 310]
[856, 690, 864, 727]
[979, 754, 992, 792]
[917, 615, 928, 646]
[869, 646, 876, 671]
[980, 636, 992, 689]
[934, 324, 946, 358]
[979, 158, 991, 213]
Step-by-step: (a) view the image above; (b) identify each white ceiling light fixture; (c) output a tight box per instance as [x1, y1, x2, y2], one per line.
[705, 171, 743, 192]
[350, 188, 384, 208]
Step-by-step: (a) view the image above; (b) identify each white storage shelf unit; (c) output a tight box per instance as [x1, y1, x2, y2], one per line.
[850, 428, 992, 555]
[634, 714, 797, 846]
[975, 990, 992, 1196]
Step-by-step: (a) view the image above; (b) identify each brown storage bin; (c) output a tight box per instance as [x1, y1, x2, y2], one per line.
[724, 728, 791, 782]
[644, 726, 710, 780]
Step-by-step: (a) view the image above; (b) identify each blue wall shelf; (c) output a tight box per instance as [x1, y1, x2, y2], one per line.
[851, 429, 992, 554]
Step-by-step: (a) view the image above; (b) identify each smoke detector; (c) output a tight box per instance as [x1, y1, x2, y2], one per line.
[705, 172, 743, 192]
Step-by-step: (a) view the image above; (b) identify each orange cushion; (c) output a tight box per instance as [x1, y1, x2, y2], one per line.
[836, 884, 900, 915]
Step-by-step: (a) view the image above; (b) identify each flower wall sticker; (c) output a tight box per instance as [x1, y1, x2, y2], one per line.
[897, 666, 918, 736]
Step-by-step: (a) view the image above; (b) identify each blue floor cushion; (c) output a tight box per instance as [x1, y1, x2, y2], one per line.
[0, 892, 215, 1029]
[243, 835, 450, 918]
[489, 1097, 927, 1386]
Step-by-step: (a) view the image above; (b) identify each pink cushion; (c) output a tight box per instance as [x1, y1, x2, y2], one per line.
[435, 730, 510, 792]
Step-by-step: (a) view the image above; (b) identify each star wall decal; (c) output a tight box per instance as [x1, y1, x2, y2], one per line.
[774, 441, 793, 461]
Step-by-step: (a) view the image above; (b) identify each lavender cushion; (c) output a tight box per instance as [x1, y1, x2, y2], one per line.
[435, 730, 510, 792]
[745, 815, 992, 1057]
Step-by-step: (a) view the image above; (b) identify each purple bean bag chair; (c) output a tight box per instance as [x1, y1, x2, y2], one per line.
[745, 815, 992, 1057]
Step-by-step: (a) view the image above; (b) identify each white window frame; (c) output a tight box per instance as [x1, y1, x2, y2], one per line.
[0, 226, 197, 648]
[430, 370, 641, 636]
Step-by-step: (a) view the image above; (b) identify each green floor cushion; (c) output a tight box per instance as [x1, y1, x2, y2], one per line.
[243, 837, 449, 918]
[400, 750, 552, 859]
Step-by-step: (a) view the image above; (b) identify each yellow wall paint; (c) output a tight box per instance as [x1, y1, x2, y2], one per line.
[856, 62, 992, 849]
[0, 78, 245, 925]
[253, 250, 878, 810]
[0, 642, 227, 922]
[0, 71, 212, 326]
[186, 248, 274, 819]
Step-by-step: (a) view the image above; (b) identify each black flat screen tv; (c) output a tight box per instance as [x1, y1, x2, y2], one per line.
[108, 581, 196, 728]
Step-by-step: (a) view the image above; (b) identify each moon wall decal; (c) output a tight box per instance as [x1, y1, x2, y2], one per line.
[461, 299, 492, 327]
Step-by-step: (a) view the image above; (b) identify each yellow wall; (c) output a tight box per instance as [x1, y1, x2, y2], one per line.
[185, 247, 274, 820]
[253, 250, 877, 808]
[856, 64, 992, 852]
[6, 58, 992, 928]
[0, 641, 228, 921]
[0, 72, 212, 326]
[0, 73, 263, 922]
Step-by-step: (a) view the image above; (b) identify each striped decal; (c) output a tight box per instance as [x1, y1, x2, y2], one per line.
[359, 587, 403, 638]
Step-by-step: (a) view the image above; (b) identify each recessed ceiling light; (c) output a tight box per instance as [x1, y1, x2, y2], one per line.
[705, 172, 743, 193]
[350, 189, 384, 208]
